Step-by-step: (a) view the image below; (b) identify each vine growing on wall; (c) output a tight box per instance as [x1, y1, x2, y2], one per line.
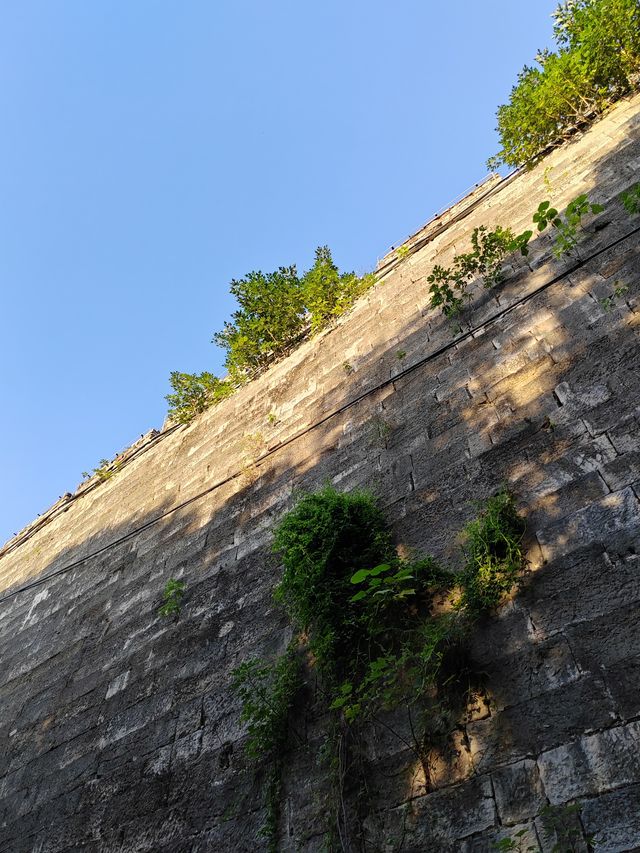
[232, 486, 527, 850]
[427, 191, 608, 323]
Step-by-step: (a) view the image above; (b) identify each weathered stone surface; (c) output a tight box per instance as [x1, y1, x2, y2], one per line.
[538, 721, 640, 803]
[492, 759, 547, 826]
[581, 783, 640, 852]
[0, 94, 640, 850]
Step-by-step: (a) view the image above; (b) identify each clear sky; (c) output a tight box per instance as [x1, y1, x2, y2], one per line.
[0, 0, 559, 544]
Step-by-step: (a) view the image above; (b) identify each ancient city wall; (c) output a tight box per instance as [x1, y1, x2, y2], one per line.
[1, 93, 640, 852]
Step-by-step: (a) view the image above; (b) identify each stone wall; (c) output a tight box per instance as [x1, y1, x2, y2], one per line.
[1, 93, 640, 852]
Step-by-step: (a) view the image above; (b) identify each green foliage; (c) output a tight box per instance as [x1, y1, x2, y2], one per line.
[533, 200, 561, 231]
[158, 578, 186, 618]
[273, 486, 396, 682]
[552, 194, 605, 256]
[167, 247, 376, 424]
[428, 192, 605, 323]
[458, 491, 526, 613]
[554, 0, 640, 91]
[231, 645, 302, 851]
[300, 246, 376, 334]
[600, 280, 629, 311]
[396, 244, 410, 260]
[213, 267, 305, 384]
[166, 371, 234, 424]
[234, 487, 526, 845]
[231, 645, 302, 761]
[273, 488, 460, 729]
[493, 828, 537, 852]
[82, 458, 121, 483]
[427, 224, 532, 319]
[621, 181, 640, 213]
[534, 195, 604, 256]
[490, 0, 640, 168]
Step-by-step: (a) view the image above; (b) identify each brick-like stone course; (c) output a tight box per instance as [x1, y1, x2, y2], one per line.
[1, 94, 640, 851]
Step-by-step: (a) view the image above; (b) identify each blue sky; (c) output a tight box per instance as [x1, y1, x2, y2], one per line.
[0, 0, 559, 544]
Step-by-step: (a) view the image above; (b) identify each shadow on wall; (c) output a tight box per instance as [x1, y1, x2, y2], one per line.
[0, 119, 639, 851]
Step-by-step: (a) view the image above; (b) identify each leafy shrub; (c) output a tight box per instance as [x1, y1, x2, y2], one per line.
[427, 224, 532, 319]
[621, 182, 640, 214]
[489, 0, 640, 168]
[272, 486, 396, 683]
[458, 491, 526, 613]
[158, 578, 186, 618]
[166, 371, 234, 424]
[233, 486, 527, 844]
[82, 457, 122, 483]
[428, 192, 604, 324]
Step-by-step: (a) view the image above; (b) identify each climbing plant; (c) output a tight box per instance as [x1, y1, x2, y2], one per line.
[427, 192, 605, 323]
[232, 486, 527, 849]
[427, 224, 532, 318]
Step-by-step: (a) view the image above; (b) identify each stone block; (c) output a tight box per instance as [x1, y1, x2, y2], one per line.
[581, 784, 640, 852]
[401, 776, 496, 847]
[467, 675, 616, 771]
[492, 759, 547, 826]
[538, 721, 640, 803]
[536, 487, 640, 562]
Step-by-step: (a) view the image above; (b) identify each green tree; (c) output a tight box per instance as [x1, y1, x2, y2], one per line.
[166, 371, 234, 424]
[489, 0, 640, 169]
[301, 246, 376, 333]
[554, 0, 640, 92]
[213, 266, 305, 383]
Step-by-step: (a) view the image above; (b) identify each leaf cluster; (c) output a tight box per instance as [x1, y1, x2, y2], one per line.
[427, 225, 531, 318]
[230, 645, 301, 851]
[301, 246, 376, 335]
[232, 486, 526, 844]
[272, 486, 396, 684]
[166, 247, 375, 424]
[230, 645, 302, 761]
[457, 491, 526, 613]
[270, 486, 525, 721]
[427, 192, 606, 324]
[534, 195, 604, 256]
[490, 0, 640, 168]
[82, 457, 122, 483]
[165, 372, 234, 424]
[621, 181, 640, 214]
[158, 578, 186, 618]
